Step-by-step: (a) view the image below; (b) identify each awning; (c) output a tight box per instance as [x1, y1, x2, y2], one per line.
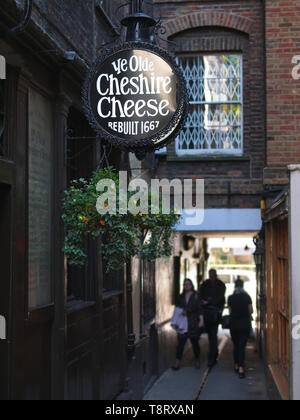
[176, 208, 262, 232]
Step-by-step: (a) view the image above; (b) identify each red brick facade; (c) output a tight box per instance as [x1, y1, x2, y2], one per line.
[154, 0, 265, 209]
[264, 0, 300, 185]
[164, 10, 254, 37]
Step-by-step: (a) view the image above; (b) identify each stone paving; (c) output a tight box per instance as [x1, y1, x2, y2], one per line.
[144, 332, 269, 401]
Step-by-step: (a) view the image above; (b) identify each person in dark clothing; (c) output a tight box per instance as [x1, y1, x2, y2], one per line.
[200, 269, 226, 368]
[172, 279, 204, 370]
[228, 278, 253, 379]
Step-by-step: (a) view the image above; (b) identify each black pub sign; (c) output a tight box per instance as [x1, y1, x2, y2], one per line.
[83, 42, 188, 152]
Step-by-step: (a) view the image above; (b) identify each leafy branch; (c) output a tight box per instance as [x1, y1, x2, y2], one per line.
[62, 167, 181, 273]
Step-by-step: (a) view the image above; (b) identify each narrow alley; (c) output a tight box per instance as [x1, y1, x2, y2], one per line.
[1, 0, 300, 402]
[144, 333, 269, 401]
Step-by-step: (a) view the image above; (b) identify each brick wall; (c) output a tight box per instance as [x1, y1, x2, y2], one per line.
[154, 0, 265, 209]
[265, 0, 300, 185]
[7, 0, 125, 65]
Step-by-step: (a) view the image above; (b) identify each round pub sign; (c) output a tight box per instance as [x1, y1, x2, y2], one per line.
[83, 42, 188, 152]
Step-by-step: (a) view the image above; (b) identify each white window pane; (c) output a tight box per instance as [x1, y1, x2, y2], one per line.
[176, 54, 243, 155]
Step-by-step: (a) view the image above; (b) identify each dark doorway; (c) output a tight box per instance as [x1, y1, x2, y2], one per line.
[0, 183, 12, 400]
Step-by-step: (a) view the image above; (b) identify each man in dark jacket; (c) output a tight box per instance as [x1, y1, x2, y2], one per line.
[228, 278, 253, 379]
[200, 269, 226, 368]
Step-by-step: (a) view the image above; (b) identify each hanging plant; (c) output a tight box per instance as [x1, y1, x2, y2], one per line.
[62, 167, 181, 273]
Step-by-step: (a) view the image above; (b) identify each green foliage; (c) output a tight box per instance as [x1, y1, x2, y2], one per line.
[62, 167, 180, 273]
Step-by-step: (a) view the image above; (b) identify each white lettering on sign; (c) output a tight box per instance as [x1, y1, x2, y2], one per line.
[107, 121, 161, 136]
[96, 54, 173, 122]
[0, 55, 6, 80]
[112, 58, 127, 75]
[97, 96, 170, 119]
[0, 315, 6, 340]
[292, 55, 300, 80]
[84, 45, 186, 148]
[111, 56, 155, 75]
[97, 74, 172, 98]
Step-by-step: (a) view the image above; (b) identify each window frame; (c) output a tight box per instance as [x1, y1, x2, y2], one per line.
[175, 53, 244, 157]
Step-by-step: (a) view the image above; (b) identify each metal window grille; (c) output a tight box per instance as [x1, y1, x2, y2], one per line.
[176, 54, 243, 155]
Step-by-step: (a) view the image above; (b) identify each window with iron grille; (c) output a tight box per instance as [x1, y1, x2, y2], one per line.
[176, 54, 243, 155]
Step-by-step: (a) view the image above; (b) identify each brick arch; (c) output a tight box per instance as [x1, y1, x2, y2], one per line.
[165, 11, 254, 38]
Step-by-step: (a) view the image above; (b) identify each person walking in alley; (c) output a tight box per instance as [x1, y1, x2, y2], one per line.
[172, 279, 204, 371]
[200, 269, 226, 368]
[228, 278, 253, 379]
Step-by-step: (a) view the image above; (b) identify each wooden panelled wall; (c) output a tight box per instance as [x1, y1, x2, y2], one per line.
[266, 216, 290, 400]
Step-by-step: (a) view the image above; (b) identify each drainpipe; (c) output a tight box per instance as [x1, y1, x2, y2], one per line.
[5, 0, 33, 38]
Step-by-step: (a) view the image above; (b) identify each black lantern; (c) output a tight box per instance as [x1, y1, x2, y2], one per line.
[253, 242, 264, 267]
[183, 235, 196, 251]
[121, 0, 156, 43]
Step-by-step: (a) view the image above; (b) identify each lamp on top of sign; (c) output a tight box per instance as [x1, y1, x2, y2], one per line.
[82, 4, 188, 154]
